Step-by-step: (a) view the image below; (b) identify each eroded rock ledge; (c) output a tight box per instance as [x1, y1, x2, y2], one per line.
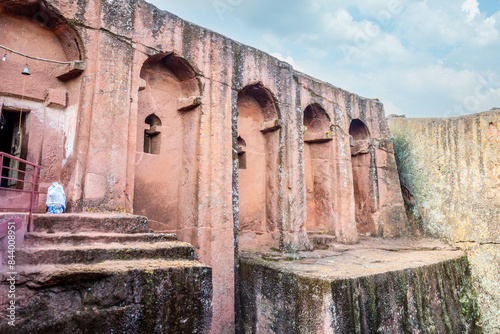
[238, 240, 479, 333]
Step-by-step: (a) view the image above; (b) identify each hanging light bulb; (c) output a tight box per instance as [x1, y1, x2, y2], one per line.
[22, 59, 30, 75]
[2, 53, 5, 61]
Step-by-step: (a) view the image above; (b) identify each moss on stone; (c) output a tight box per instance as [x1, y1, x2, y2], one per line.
[239, 254, 479, 333]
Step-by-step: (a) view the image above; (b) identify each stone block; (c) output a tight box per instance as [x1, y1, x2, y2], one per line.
[56, 61, 86, 81]
[177, 96, 202, 112]
[304, 131, 333, 143]
[260, 119, 282, 133]
[45, 89, 67, 109]
[351, 139, 370, 156]
[84, 173, 107, 200]
[239, 249, 478, 333]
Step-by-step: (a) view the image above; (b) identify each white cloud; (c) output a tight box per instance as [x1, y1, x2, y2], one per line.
[322, 10, 365, 43]
[381, 66, 500, 116]
[318, 8, 413, 66]
[475, 16, 498, 45]
[398, 2, 464, 48]
[310, 0, 405, 17]
[462, 0, 480, 22]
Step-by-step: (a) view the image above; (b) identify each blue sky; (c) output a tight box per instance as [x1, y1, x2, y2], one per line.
[148, 0, 500, 117]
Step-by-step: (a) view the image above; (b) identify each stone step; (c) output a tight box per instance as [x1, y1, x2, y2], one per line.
[14, 241, 195, 265]
[24, 232, 177, 246]
[1, 259, 209, 287]
[32, 213, 151, 234]
[0, 259, 212, 333]
[308, 232, 336, 250]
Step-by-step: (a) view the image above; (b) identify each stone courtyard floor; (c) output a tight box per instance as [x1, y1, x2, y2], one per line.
[240, 236, 464, 279]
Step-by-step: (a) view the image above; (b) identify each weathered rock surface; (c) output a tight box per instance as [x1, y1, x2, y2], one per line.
[388, 109, 500, 333]
[238, 240, 479, 333]
[0, 260, 212, 334]
[0, 214, 212, 333]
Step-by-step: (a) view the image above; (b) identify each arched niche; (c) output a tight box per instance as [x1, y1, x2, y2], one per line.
[350, 119, 370, 141]
[0, 3, 82, 98]
[134, 53, 200, 236]
[303, 103, 331, 139]
[303, 103, 335, 232]
[0, 2, 84, 209]
[0, 2, 82, 61]
[237, 136, 247, 169]
[143, 114, 162, 155]
[349, 119, 375, 235]
[237, 82, 281, 248]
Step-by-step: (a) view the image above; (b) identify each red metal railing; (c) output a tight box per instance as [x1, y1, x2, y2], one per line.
[0, 151, 42, 232]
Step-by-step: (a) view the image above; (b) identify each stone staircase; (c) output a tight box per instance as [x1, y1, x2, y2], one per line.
[0, 213, 212, 334]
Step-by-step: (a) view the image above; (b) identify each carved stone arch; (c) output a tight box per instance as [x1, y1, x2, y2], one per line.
[303, 103, 335, 233]
[1, 1, 84, 62]
[349, 119, 370, 142]
[134, 52, 201, 240]
[303, 103, 332, 143]
[238, 82, 280, 121]
[140, 52, 196, 82]
[236, 82, 281, 249]
[349, 118, 377, 235]
[145, 113, 162, 127]
[0, 1, 85, 210]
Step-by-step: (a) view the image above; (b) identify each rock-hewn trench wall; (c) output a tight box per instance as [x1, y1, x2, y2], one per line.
[0, 263, 212, 334]
[388, 109, 500, 333]
[239, 255, 478, 333]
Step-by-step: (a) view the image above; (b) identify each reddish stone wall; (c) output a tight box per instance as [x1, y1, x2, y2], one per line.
[0, 0, 409, 332]
[0, 6, 83, 212]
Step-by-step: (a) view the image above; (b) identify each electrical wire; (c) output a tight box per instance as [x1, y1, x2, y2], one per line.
[0, 44, 73, 64]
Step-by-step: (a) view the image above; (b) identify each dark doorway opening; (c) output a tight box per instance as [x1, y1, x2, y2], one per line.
[0, 109, 28, 188]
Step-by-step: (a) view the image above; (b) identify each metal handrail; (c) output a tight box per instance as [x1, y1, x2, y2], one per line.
[2, 165, 34, 174]
[0, 187, 43, 194]
[0, 152, 42, 168]
[0, 151, 43, 231]
[0, 175, 39, 184]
